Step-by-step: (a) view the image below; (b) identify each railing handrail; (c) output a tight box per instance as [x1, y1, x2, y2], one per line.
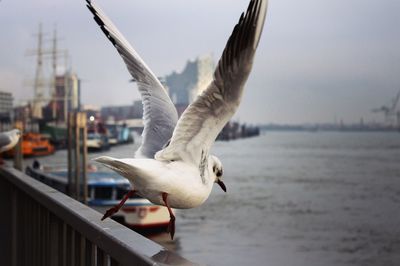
[0, 166, 198, 266]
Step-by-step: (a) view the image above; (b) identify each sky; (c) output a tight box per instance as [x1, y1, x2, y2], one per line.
[0, 0, 399, 124]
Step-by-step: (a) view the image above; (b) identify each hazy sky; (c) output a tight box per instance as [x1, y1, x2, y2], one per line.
[0, 0, 399, 124]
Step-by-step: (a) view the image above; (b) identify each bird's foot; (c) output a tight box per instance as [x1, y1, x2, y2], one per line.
[101, 207, 118, 221]
[101, 190, 135, 221]
[162, 192, 176, 240]
[167, 216, 175, 240]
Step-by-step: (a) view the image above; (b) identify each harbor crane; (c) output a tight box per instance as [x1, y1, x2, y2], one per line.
[372, 89, 400, 126]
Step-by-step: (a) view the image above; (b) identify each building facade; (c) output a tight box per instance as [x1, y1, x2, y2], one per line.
[43, 71, 81, 123]
[164, 55, 214, 115]
[101, 100, 143, 121]
[0, 91, 13, 117]
[0, 91, 13, 129]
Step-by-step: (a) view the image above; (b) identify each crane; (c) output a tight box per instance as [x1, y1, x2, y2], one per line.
[372, 89, 400, 126]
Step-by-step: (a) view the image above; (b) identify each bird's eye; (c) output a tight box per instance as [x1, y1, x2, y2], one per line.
[213, 166, 216, 173]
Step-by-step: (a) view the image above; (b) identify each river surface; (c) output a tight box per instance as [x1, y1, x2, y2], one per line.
[21, 132, 400, 266]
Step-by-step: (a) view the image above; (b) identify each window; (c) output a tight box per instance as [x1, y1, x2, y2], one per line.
[94, 186, 113, 199]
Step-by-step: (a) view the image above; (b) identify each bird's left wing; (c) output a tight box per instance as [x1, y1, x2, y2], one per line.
[156, 0, 268, 165]
[86, 1, 178, 158]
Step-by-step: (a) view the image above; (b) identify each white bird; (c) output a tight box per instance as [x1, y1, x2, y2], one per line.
[86, 0, 268, 239]
[0, 129, 21, 153]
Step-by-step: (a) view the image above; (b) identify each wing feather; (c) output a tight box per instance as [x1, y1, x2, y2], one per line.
[86, 1, 178, 158]
[156, 0, 268, 165]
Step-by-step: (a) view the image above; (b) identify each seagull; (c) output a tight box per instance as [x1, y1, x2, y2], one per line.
[0, 129, 21, 153]
[86, 0, 268, 239]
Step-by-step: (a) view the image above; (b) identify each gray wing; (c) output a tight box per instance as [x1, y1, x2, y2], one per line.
[156, 0, 268, 165]
[86, 1, 178, 158]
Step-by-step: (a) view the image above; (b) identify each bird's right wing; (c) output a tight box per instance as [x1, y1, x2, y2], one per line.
[156, 0, 268, 166]
[86, 1, 178, 158]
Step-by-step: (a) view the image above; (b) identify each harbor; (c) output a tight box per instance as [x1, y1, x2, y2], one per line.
[1, 0, 400, 265]
[3, 131, 400, 265]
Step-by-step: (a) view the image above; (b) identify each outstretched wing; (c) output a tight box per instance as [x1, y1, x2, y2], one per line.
[156, 0, 268, 165]
[86, 1, 178, 158]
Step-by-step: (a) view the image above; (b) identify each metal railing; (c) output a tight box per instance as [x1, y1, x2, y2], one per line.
[0, 166, 198, 266]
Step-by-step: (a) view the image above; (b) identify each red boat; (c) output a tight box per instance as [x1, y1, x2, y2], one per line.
[5, 132, 55, 157]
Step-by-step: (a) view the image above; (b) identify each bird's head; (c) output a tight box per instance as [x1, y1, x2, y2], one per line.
[10, 129, 21, 141]
[210, 155, 226, 192]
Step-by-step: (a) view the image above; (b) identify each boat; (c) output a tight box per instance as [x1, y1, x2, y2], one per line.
[86, 172, 170, 231]
[87, 121, 111, 151]
[5, 132, 55, 157]
[87, 132, 110, 151]
[25, 164, 171, 232]
[105, 123, 134, 145]
[40, 123, 68, 149]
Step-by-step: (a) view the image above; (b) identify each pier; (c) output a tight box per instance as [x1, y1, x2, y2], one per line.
[0, 165, 196, 266]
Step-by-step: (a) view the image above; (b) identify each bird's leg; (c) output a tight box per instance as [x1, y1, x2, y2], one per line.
[101, 190, 135, 221]
[162, 192, 175, 240]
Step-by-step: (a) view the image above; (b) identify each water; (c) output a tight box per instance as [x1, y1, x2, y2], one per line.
[21, 132, 400, 266]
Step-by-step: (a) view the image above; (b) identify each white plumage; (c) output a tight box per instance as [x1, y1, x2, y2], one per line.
[86, 0, 268, 239]
[0, 129, 21, 153]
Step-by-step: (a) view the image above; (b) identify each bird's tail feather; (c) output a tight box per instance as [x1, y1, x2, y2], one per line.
[93, 156, 138, 179]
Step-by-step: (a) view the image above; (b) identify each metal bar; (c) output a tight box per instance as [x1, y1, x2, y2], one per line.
[75, 112, 80, 201]
[110, 257, 119, 266]
[26, 196, 33, 265]
[58, 220, 65, 266]
[49, 213, 59, 266]
[97, 247, 104, 266]
[80, 234, 86, 266]
[11, 188, 17, 266]
[66, 225, 72, 266]
[22, 193, 28, 266]
[39, 203, 43, 266]
[68, 112, 74, 197]
[13, 124, 23, 171]
[85, 239, 94, 266]
[92, 243, 97, 266]
[45, 207, 50, 266]
[97, 248, 110, 266]
[33, 198, 38, 266]
[62, 223, 67, 266]
[75, 231, 84, 266]
[81, 113, 88, 205]
[74, 230, 81, 266]
[70, 226, 75, 266]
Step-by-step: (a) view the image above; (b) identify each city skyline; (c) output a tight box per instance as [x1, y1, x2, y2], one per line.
[0, 0, 399, 124]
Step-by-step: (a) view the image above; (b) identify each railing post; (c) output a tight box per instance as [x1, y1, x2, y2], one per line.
[11, 188, 17, 266]
[0, 176, 15, 266]
[67, 112, 74, 197]
[13, 121, 23, 171]
[74, 112, 80, 201]
[68, 111, 87, 202]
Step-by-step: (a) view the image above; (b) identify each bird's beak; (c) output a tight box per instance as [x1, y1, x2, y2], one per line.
[217, 180, 227, 192]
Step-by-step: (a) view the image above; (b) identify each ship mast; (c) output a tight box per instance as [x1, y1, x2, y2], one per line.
[52, 26, 58, 120]
[32, 23, 46, 119]
[27, 24, 72, 124]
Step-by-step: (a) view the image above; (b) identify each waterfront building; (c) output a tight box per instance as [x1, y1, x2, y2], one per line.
[0, 91, 13, 118]
[164, 55, 214, 115]
[43, 71, 81, 123]
[0, 91, 13, 130]
[101, 100, 143, 121]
